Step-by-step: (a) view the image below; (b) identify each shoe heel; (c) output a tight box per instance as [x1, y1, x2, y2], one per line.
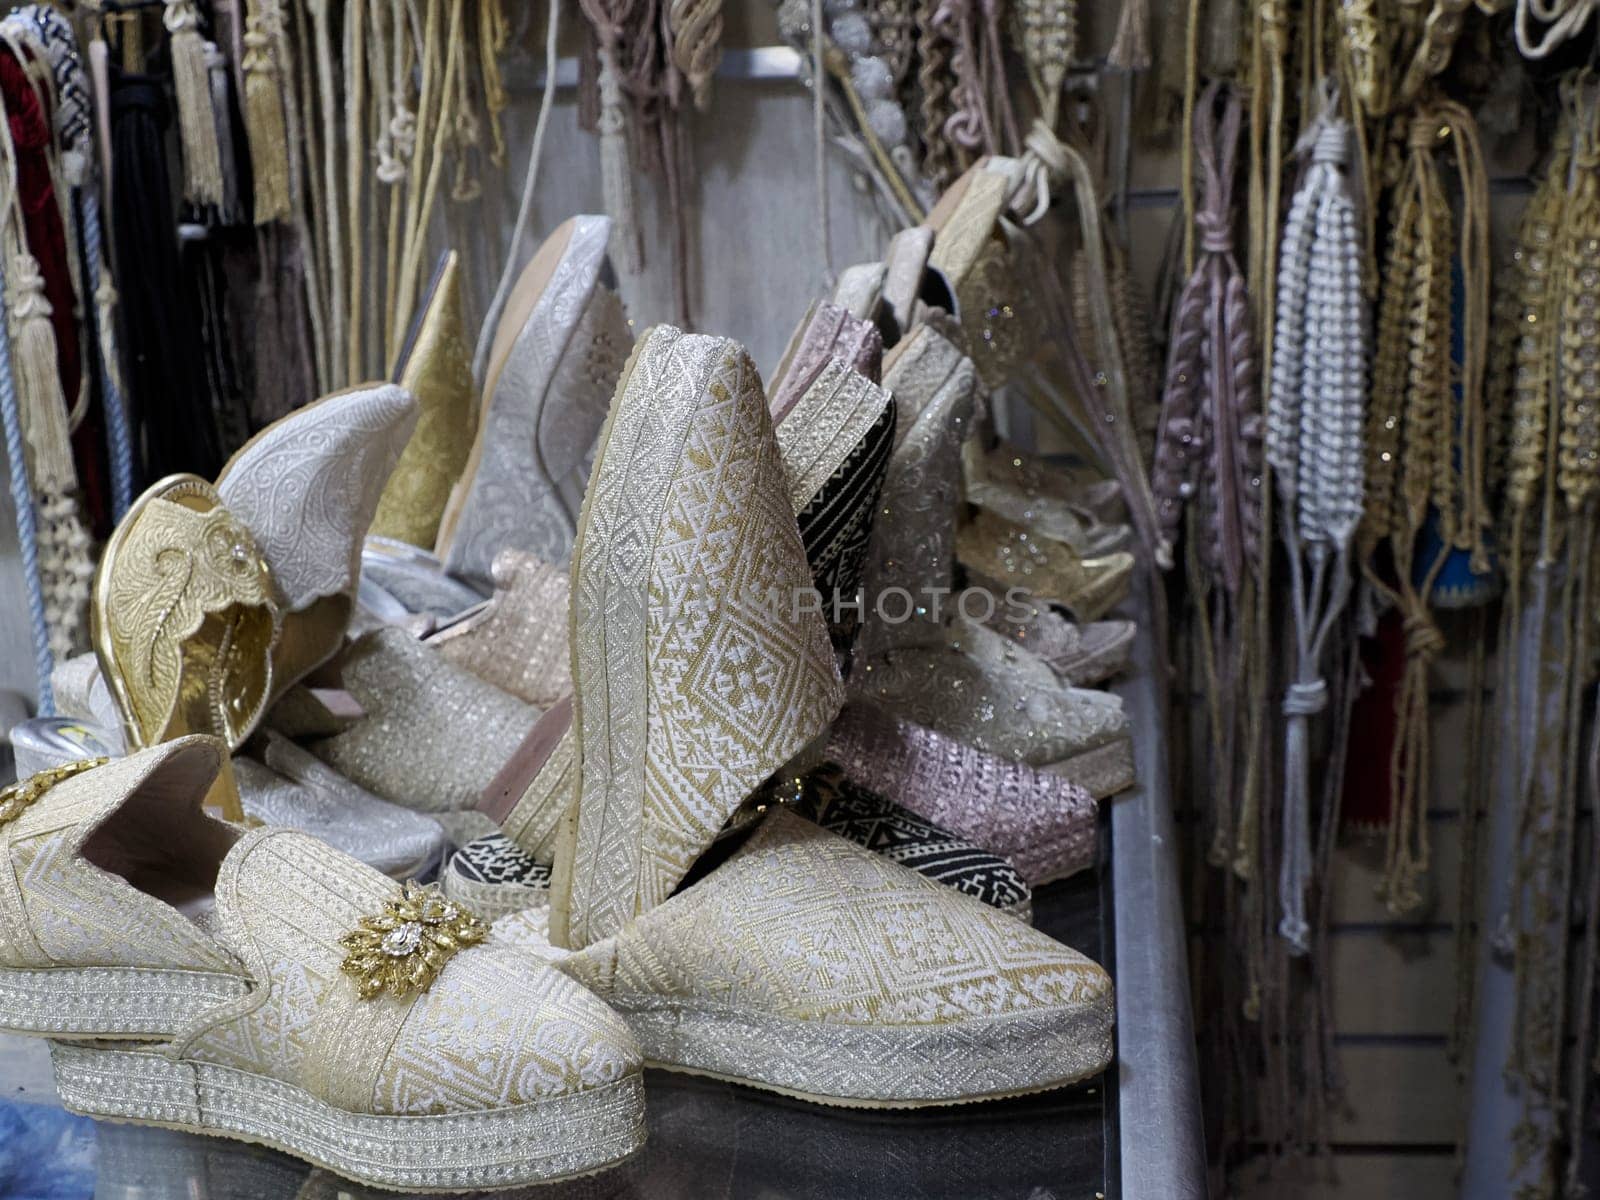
[1045, 735, 1135, 800]
[50, 1040, 204, 1127]
[0, 965, 247, 1039]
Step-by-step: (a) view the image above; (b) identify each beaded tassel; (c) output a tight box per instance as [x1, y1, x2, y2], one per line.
[1266, 89, 1366, 953]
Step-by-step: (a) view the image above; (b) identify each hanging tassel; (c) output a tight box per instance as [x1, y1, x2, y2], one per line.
[164, 0, 225, 205]
[204, 40, 245, 225]
[1107, 0, 1150, 71]
[595, 45, 641, 274]
[1267, 89, 1367, 952]
[6, 252, 75, 496]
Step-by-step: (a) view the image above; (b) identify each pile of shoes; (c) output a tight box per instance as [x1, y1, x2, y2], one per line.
[3, 173, 1140, 1190]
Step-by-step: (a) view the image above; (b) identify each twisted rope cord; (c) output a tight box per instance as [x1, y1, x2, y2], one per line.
[80, 191, 132, 519]
[1267, 85, 1366, 953]
[0, 262, 54, 712]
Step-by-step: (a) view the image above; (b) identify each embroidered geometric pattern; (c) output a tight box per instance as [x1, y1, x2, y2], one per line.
[562, 808, 1105, 1026]
[561, 327, 844, 948]
[826, 703, 1099, 884]
[792, 765, 1032, 915]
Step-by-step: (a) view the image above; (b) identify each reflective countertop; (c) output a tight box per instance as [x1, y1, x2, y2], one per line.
[0, 869, 1113, 1200]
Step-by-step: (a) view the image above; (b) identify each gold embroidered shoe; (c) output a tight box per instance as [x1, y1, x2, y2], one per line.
[955, 508, 1135, 624]
[216, 384, 419, 699]
[496, 808, 1114, 1107]
[0, 739, 645, 1190]
[551, 325, 845, 949]
[962, 449, 1132, 558]
[425, 548, 574, 708]
[368, 251, 478, 550]
[437, 216, 631, 587]
[92, 474, 281, 752]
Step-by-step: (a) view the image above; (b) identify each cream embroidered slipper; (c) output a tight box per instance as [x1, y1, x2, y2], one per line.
[437, 215, 631, 586]
[0, 740, 645, 1191]
[92, 474, 281, 753]
[549, 325, 845, 950]
[495, 807, 1113, 1108]
[215, 384, 418, 702]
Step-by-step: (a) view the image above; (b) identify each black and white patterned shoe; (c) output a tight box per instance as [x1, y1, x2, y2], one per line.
[792, 766, 1033, 920]
[447, 766, 1033, 925]
[442, 832, 554, 921]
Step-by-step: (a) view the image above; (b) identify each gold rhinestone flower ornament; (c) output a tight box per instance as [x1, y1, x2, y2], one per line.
[339, 881, 487, 1000]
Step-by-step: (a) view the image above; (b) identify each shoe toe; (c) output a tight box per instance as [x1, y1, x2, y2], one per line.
[375, 944, 640, 1115]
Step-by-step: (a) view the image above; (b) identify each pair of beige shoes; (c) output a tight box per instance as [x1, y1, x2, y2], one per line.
[1, 321, 1112, 1191]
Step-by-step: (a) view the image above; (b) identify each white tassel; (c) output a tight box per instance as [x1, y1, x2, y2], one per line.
[1106, 0, 1150, 71]
[595, 47, 641, 274]
[164, 0, 225, 205]
[7, 253, 76, 495]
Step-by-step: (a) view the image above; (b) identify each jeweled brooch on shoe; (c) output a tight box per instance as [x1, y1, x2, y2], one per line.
[339, 881, 487, 999]
[0, 758, 108, 826]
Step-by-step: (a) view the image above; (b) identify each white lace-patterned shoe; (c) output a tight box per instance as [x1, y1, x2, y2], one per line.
[436, 216, 631, 587]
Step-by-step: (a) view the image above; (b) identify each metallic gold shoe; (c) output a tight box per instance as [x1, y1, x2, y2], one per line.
[497, 808, 1114, 1107]
[92, 474, 281, 752]
[425, 548, 573, 708]
[369, 251, 478, 550]
[550, 325, 845, 950]
[962, 439, 1132, 557]
[955, 508, 1135, 624]
[436, 216, 631, 587]
[216, 384, 418, 700]
[0, 740, 645, 1191]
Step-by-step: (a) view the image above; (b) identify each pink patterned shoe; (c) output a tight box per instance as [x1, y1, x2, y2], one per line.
[768, 301, 884, 424]
[826, 702, 1100, 885]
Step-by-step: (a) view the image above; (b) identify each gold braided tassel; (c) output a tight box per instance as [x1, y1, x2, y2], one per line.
[7, 253, 75, 495]
[164, 0, 224, 206]
[243, 0, 291, 223]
